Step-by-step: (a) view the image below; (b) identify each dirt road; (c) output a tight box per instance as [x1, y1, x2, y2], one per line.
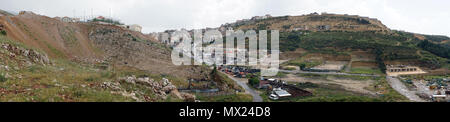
[281, 69, 428, 101]
[279, 69, 380, 77]
[284, 74, 376, 95]
[386, 76, 425, 102]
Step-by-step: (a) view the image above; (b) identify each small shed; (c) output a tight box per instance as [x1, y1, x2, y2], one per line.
[272, 88, 291, 97]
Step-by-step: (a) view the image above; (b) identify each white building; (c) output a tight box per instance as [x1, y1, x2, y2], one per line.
[128, 24, 142, 32]
[272, 88, 291, 98]
[252, 14, 272, 20]
[60, 16, 80, 23]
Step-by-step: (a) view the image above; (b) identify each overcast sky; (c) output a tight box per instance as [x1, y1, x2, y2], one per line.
[1, 0, 449, 36]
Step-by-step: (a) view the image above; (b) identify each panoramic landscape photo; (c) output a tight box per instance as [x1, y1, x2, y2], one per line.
[0, 0, 449, 102]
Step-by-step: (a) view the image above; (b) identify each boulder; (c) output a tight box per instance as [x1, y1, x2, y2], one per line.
[180, 92, 196, 102]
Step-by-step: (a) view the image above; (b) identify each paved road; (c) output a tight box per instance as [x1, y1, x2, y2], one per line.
[386, 76, 425, 102]
[221, 72, 263, 102]
[279, 69, 380, 77]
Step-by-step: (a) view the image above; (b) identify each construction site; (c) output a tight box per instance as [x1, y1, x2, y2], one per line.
[218, 65, 313, 101]
[398, 75, 450, 102]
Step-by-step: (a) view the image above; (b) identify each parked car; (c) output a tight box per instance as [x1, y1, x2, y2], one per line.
[269, 94, 279, 100]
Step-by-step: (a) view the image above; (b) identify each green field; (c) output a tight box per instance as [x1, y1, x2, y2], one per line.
[349, 67, 383, 75]
[280, 31, 450, 70]
[196, 93, 253, 102]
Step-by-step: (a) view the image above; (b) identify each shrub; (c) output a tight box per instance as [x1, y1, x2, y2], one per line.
[248, 76, 260, 87]
[0, 73, 7, 82]
[91, 18, 123, 25]
[0, 30, 6, 36]
[418, 40, 450, 59]
[298, 82, 318, 89]
[282, 25, 291, 30]
[299, 63, 306, 70]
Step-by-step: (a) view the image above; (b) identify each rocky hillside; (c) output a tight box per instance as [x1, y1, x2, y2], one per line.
[0, 11, 209, 79]
[88, 25, 210, 79]
[0, 11, 100, 60]
[219, 13, 448, 74]
[227, 13, 389, 33]
[0, 35, 51, 73]
[0, 10, 235, 102]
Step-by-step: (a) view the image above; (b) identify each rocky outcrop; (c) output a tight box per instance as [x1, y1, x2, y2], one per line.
[102, 75, 196, 102]
[1, 43, 51, 65]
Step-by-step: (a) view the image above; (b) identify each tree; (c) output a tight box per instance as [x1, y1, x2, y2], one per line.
[210, 65, 218, 80]
[0, 30, 6, 36]
[248, 76, 260, 87]
[0, 73, 7, 82]
[299, 63, 306, 70]
[282, 25, 291, 30]
[418, 40, 450, 59]
[211, 65, 217, 75]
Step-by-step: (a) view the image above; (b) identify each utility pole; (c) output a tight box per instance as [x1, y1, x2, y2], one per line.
[83, 9, 86, 22]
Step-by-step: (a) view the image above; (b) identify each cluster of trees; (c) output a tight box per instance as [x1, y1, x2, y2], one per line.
[374, 48, 387, 73]
[355, 18, 371, 25]
[377, 46, 420, 60]
[280, 32, 301, 52]
[0, 73, 6, 82]
[282, 25, 291, 30]
[256, 23, 269, 30]
[0, 30, 6, 36]
[279, 31, 448, 70]
[418, 40, 450, 59]
[281, 31, 422, 59]
[424, 35, 450, 43]
[248, 76, 260, 87]
[91, 18, 123, 25]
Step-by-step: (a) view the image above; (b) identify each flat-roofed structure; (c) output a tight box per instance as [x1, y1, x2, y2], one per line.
[386, 65, 427, 77]
[272, 88, 292, 98]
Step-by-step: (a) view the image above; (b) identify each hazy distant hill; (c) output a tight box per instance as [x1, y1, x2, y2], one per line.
[0, 10, 15, 16]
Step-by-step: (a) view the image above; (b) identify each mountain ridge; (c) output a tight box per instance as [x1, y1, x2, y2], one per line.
[224, 12, 390, 33]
